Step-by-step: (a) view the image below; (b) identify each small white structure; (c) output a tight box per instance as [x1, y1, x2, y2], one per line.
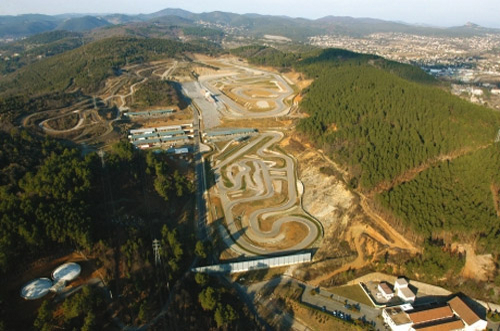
[20, 278, 53, 300]
[174, 148, 189, 154]
[471, 88, 484, 96]
[394, 278, 416, 303]
[378, 282, 394, 300]
[52, 262, 81, 282]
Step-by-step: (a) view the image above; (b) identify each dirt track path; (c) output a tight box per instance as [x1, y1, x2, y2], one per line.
[311, 225, 368, 286]
[359, 195, 419, 253]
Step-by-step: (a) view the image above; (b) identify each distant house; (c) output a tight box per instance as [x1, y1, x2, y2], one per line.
[378, 282, 394, 300]
[382, 295, 487, 331]
[394, 278, 416, 303]
[382, 306, 413, 331]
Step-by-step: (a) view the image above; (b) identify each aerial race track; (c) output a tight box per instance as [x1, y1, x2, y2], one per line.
[181, 58, 322, 256]
[198, 59, 295, 119]
[213, 132, 321, 256]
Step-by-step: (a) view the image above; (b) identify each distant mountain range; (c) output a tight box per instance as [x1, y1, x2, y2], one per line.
[1, 8, 499, 40]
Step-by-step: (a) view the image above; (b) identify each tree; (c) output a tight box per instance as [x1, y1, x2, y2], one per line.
[160, 225, 183, 278]
[199, 287, 218, 311]
[195, 241, 207, 259]
[214, 303, 238, 328]
[81, 311, 96, 331]
[137, 301, 149, 324]
[194, 273, 208, 286]
[33, 300, 52, 330]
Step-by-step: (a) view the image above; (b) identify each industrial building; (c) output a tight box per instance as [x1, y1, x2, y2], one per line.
[202, 128, 257, 142]
[382, 295, 487, 331]
[128, 122, 194, 149]
[124, 109, 175, 118]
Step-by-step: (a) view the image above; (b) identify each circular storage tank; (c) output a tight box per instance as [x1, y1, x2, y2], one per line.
[52, 262, 81, 282]
[20, 278, 53, 300]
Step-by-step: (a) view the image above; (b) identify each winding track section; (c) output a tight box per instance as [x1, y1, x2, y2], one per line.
[199, 59, 294, 119]
[23, 61, 178, 142]
[213, 131, 320, 255]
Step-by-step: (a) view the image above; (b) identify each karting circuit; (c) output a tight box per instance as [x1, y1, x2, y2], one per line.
[211, 131, 321, 256]
[181, 57, 321, 257]
[197, 59, 295, 120]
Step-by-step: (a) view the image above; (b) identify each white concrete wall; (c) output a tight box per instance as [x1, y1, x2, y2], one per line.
[192, 252, 311, 274]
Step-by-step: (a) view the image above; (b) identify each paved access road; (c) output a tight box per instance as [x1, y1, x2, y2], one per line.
[301, 284, 383, 330]
[182, 81, 222, 129]
[213, 131, 320, 255]
[243, 275, 384, 331]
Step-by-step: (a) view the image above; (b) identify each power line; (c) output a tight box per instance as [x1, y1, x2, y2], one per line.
[153, 239, 162, 266]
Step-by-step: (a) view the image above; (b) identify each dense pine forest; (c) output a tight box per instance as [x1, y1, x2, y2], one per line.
[294, 49, 500, 251]
[0, 129, 259, 330]
[0, 129, 193, 274]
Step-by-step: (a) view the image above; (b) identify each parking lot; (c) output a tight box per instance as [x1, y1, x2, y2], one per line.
[301, 283, 384, 330]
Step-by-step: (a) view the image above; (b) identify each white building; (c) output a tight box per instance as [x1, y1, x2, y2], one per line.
[394, 278, 416, 303]
[378, 282, 395, 300]
[383, 295, 487, 331]
[382, 306, 413, 331]
[448, 296, 488, 331]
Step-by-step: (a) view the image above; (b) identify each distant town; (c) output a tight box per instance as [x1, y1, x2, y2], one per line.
[309, 32, 500, 110]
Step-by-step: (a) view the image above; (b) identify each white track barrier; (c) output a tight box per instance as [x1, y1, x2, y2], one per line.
[192, 252, 311, 274]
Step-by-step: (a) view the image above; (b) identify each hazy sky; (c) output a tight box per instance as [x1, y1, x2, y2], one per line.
[1, 0, 499, 28]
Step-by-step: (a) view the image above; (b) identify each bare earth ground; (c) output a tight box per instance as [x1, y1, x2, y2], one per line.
[454, 244, 496, 282]
[279, 134, 420, 286]
[282, 129, 497, 287]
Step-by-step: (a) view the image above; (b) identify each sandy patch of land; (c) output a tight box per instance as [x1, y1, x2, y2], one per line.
[457, 244, 496, 281]
[257, 100, 270, 109]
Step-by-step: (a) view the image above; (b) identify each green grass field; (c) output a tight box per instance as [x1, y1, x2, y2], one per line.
[327, 284, 374, 307]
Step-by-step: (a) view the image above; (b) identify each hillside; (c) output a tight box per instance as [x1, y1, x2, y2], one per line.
[0, 37, 205, 97]
[56, 16, 111, 32]
[288, 48, 500, 251]
[0, 14, 60, 38]
[2, 9, 499, 40]
[0, 31, 85, 74]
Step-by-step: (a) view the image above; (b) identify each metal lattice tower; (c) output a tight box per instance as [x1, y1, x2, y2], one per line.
[152, 239, 161, 266]
[495, 129, 500, 143]
[97, 149, 106, 168]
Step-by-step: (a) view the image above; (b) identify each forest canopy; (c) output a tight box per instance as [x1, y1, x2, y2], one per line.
[0, 130, 193, 274]
[286, 48, 500, 250]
